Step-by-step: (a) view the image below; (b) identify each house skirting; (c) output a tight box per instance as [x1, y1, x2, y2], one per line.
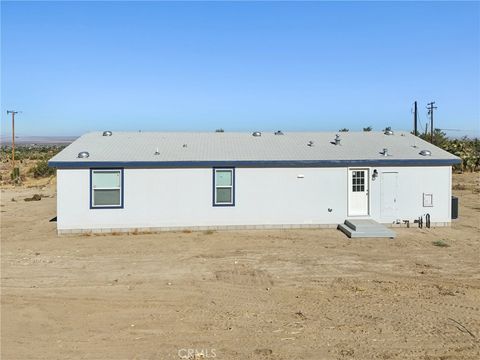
[57, 221, 451, 235]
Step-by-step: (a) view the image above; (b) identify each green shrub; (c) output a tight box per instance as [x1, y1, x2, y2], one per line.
[433, 240, 450, 248]
[10, 167, 20, 180]
[419, 130, 479, 172]
[32, 160, 55, 178]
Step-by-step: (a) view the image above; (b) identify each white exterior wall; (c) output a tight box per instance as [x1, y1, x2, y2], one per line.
[369, 166, 451, 223]
[56, 166, 452, 231]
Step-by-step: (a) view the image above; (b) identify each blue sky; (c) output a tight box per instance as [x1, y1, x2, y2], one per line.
[2, 1, 479, 137]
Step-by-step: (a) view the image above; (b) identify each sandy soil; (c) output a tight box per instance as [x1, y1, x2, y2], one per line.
[1, 173, 479, 359]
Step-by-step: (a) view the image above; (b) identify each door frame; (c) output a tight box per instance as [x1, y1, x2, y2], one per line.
[380, 171, 399, 219]
[347, 168, 370, 217]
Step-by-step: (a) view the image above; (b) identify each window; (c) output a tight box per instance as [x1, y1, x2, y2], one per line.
[352, 170, 365, 192]
[90, 169, 123, 208]
[423, 193, 433, 207]
[213, 168, 234, 206]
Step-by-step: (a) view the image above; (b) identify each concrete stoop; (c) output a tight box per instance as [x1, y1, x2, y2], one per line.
[338, 219, 396, 239]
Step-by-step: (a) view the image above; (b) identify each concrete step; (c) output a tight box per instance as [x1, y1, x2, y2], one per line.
[344, 219, 385, 231]
[338, 220, 396, 239]
[338, 224, 396, 238]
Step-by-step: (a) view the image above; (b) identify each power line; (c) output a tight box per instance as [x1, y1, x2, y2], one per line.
[426, 101, 437, 142]
[417, 107, 424, 133]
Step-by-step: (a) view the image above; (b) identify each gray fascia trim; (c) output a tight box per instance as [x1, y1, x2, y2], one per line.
[48, 158, 461, 169]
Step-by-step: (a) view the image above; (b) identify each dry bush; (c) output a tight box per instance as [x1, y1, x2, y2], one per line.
[452, 183, 467, 190]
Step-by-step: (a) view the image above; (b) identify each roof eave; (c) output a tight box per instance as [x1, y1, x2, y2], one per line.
[48, 158, 462, 169]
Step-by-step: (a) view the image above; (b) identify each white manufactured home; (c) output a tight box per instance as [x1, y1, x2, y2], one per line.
[48, 131, 460, 235]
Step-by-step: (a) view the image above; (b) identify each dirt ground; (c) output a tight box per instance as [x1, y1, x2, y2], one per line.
[1, 173, 479, 360]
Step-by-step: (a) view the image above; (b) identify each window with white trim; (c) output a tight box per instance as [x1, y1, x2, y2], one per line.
[213, 168, 234, 206]
[91, 169, 123, 208]
[352, 170, 365, 192]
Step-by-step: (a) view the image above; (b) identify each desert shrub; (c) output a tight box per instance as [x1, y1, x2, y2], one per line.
[433, 240, 450, 248]
[32, 160, 55, 178]
[0, 145, 65, 163]
[419, 131, 479, 172]
[9, 167, 22, 185]
[443, 138, 479, 172]
[452, 183, 467, 190]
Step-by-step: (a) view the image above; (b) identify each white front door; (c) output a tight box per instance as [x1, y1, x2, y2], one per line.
[348, 169, 369, 216]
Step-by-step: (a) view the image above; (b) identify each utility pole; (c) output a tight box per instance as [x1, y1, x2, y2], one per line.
[6, 110, 19, 171]
[426, 102, 437, 143]
[413, 101, 418, 136]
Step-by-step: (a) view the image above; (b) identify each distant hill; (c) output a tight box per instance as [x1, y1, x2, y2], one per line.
[1, 136, 77, 146]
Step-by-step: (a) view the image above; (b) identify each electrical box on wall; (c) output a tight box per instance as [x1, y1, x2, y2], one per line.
[423, 193, 433, 207]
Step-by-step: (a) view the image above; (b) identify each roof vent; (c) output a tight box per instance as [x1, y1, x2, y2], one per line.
[154, 148, 160, 155]
[382, 148, 389, 156]
[103, 131, 112, 136]
[252, 131, 262, 137]
[384, 128, 394, 135]
[419, 150, 432, 156]
[77, 151, 90, 158]
[334, 134, 341, 145]
[274, 130, 284, 135]
[307, 140, 314, 147]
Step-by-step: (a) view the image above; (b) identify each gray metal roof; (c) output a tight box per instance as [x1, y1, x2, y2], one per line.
[49, 131, 460, 167]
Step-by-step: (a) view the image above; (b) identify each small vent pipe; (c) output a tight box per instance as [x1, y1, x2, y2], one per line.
[334, 134, 341, 145]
